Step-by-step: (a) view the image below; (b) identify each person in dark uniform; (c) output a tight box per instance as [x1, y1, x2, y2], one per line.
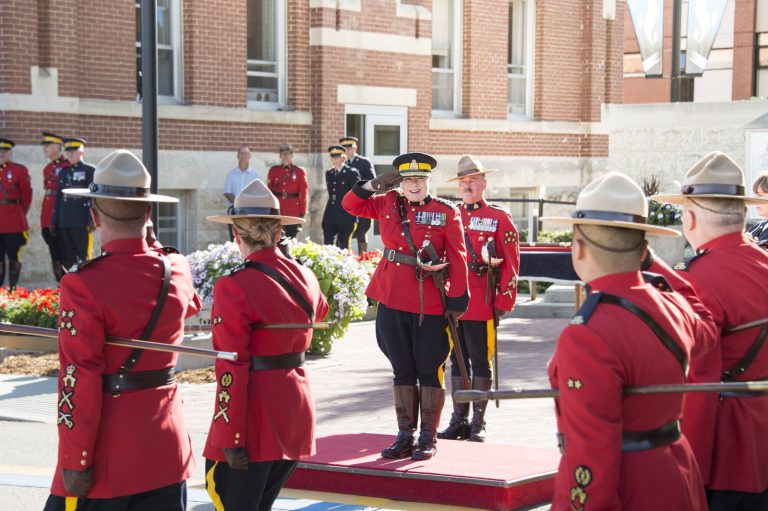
[52, 138, 95, 271]
[342, 152, 468, 460]
[267, 142, 309, 239]
[323, 145, 359, 250]
[749, 172, 768, 246]
[340, 136, 376, 253]
[43, 149, 201, 510]
[540, 172, 717, 510]
[204, 179, 329, 511]
[40, 132, 69, 282]
[0, 138, 32, 289]
[438, 155, 520, 442]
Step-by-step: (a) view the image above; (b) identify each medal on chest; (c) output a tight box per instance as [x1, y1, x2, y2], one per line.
[468, 216, 498, 233]
[414, 211, 447, 226]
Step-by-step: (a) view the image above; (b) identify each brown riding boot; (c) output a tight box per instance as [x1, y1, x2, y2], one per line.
[437, 376, 470, 440]
[412, 386, 445, 460]
[468, 376, 492, 442]
[52, 260, 64, 283]
[357, 241, 368, 254]
[381, 385, 419, 459]
[8, 261, 21, 290]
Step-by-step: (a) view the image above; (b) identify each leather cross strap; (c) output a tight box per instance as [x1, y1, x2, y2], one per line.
[722, 323, 768, 382]
[245, 261, 315, 322]
[0, 199, 20, 205]
[397, 194, 419, 255]
[464, 232, 480, 262]
[599, 293, 689, 376]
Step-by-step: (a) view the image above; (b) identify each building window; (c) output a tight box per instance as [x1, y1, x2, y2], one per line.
[135, 0, 182, 99]
[508, 0, 533, 118]
[432, 0, 461, 114]
[757, 33, 768, 97]
[247, 0, 286, 106]
[157, 191, 186, 251]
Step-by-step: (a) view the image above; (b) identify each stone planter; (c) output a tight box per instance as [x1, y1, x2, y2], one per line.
[648, 225, 687, 266]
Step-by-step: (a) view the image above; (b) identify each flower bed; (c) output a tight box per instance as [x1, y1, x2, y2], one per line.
[0, 287, 60, 328]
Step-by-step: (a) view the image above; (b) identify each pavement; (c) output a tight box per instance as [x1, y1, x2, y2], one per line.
[0, 315, 569, 511]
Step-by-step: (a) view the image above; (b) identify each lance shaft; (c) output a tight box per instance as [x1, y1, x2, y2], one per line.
[454, 381, 768, 403]
[0, 323, 237, 361]
[186, 322, 330, 333]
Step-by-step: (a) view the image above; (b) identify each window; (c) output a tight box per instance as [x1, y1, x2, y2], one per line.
[757, 33, 768, 97]
[508, 0, 532, 117]
[432, 0, 461, 113]
[157, 191, 186, 251]
[135, 0, 182, 99]
[247, 0, 286, 106]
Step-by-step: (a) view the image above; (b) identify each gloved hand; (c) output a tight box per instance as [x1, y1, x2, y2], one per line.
[493, 307, 506, 328]
[222, 447, 249, 470]
[50, 224, 57, 236]
[61, 468, 92, 497]
[640, 246, 656, 272]
[370, 171, 403, 193]
[444, 309, 463, 324]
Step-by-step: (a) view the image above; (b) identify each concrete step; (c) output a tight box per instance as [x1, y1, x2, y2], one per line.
[510, 297, 576, 319]
[543, 284, 578, 304]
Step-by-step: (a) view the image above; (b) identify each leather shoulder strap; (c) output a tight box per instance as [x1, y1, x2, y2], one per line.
[396, 194, 418, 254]
[722, 323, 768, 381]
[464, 231, 479, 262]
[245, 260, 315, 322]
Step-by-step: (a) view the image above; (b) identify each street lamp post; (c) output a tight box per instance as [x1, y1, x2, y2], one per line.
[140, 0, 159, 229]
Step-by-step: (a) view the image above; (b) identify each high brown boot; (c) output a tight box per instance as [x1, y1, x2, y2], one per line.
[52, 260, 64, 283]
[381, 385, 419, 459]
[8, 261, 21, 290]
[412, 386, 445, 460]
[468, 376, 492, 442]
[437, 376, 470, 440]
[357, 241, 368, 254]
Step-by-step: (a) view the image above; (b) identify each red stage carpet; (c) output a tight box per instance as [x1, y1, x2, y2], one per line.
[285, 433, 559, 510]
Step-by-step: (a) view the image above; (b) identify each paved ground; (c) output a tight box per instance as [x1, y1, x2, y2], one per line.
[0, 316, 568, 510]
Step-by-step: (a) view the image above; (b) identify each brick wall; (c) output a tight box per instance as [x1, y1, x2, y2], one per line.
[0, 0, 38, 94]
[733, 0, 756, 99]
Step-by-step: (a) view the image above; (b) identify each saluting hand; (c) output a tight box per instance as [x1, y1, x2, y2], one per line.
[222, 447, 249, 470]
[370, 171, 403, 193]
[61, 468, 93, 497]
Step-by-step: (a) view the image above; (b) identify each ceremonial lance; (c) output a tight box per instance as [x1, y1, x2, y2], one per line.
[185, 321, 331, 333]
[0, 323, 237, 361]
[454, 381, 768, 403]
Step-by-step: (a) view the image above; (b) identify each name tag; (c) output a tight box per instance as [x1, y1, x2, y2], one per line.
[469, 217, 499, 232]
[415, 211, 447, 226]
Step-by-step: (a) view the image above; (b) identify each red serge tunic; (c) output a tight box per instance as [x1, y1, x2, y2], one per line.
[203, 247, 329, 462]
[267, 164, 309, 218]
[41, 157, 68, 228]
[51, 238, 202, 498]
[548, 271, 708, 511]
[342, 186, 468, 314]
[0, 162, 32, 233]
[459, 200, 520, 321]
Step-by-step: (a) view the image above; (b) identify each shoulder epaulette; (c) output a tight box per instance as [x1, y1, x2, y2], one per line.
[222, 263, 247, 277]
[641, 271, 672, 292]
[570, 292, 602, 325]
[67, 252, 110, 274]
[156, 246, 180, 255]
[433, 197, 458, 210]
[672, 249, 708, 272]
[489, 203, 508, 212]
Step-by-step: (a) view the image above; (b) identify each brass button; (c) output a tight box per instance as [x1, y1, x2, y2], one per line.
[80, 460, 87, 466]
[235, 440, 239, 444]
[82, 451, 87, 457]
[235, 433, 240, 438]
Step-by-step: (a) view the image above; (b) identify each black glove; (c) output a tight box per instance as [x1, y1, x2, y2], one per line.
[50, 224, 57, 236]
[640, 246, 656, 272]
[444, 309, 463, 324]
[61, 468, 93, 497]
[493, 307, 505, 328]
[370, 171, 403, 193]
[222, 447, 249, 470]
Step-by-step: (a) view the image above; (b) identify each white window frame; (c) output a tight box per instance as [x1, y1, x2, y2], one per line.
[135, 0, 183, 102]
[247, 0, 287, 110]
[157, 190, 187, 251]
[431, 0, 462, 117]
[507, 0, 535, 120]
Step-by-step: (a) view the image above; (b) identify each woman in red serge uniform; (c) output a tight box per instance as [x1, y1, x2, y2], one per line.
[44, 150, 201, 510]
[342, 152, 468, 460]
[204, 179, 329, 511]
[541, 172, 716, 510]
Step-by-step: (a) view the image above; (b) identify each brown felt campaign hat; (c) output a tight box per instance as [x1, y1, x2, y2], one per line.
[63, 150, 178, 203]
[653, 151, 768, 206]
[541, 171, 680, 236]
[447, 154, 498, 182]
[207, 179, 304, 225]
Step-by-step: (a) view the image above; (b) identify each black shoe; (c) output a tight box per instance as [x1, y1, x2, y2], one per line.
[411, 432, 437, 460]
[436, 419, 470, 440]
[381, 431, 415, 459]
[468, 421, 486, 442]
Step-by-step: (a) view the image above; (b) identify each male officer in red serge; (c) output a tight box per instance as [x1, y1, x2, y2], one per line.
[40, 132, 69, 282]
[438, 155, 519, 442]
[43, 150, 201, 510]
[651, 152, 768, 510]
[0, 137, 32, 289]
[204, 179, 329, 511]
[541, 172, 717, 510]
[267, 142, 308, 239]
[342, 152, 468, 460]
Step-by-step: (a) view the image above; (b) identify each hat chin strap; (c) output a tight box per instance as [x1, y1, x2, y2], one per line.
[574, 225, 644, 253]
[92, 199, 148, 222]
[687, 197, 740, 215]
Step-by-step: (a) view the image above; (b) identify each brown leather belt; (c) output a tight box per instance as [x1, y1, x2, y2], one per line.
[102, 367, 175, 393]
[251, 352, 305, 371]
[382, 248, 419, 266]
[279, 192, 299, 199]
[0, 199, 20, 205]
[557, 420, 681, 454]
[467, 262, 488, 274]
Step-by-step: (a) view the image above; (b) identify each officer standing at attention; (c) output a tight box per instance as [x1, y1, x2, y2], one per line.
[204, 179, 329, 511]
[651, 152, 768, 510]
[438, 155, 520, 442]
[40, 132, 69, 282]
[541, 172, 717, 510]
[0, 138, 32, 289]
[52, 138, 95, 270]
[340, 136, 375, 253]
[342, 152, 468, 460]
[267, 143, 309, 239]
[323, 145, 359, 250]
[43, 150, 201, 510]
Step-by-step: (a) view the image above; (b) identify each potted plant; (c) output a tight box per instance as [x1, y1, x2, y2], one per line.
[0, 287, 60, 351]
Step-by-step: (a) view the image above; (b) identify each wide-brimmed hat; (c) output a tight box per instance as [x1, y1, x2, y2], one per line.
[541, 171, 680, 236]
[278, 142, 293, 153]
[63, 150, 178, 203]
[207, 179, 304, 225]
[447, 154, 498, 182]
[653, 151, 768, 206]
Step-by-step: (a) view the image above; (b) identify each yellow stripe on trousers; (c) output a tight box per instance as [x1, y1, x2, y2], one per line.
[206, 461, 226, 511]
[16, 231, 29, 260]
[86, 231, 94, 260]
[440, 326, 455, 389]
[486, 319, 496, 378]
[64, 497, 78, 511]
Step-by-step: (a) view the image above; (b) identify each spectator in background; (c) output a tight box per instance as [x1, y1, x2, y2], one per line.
[340, 136, 376, 253]
[224, 146, 261, 241]
[749, 172, 768, 246]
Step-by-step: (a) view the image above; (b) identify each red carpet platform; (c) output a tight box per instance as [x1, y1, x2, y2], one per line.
[285, 433, 559, 510]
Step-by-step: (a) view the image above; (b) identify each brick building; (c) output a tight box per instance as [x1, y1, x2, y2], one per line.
[1, 0, 624, 285]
